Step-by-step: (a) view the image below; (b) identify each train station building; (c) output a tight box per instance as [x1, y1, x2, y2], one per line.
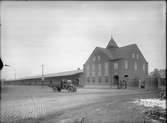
[5, 37, 149, 89]
[83, 37, 148, 88]
[5, 69, 84, 87]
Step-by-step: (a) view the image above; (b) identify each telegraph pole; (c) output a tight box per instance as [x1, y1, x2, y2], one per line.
[41, 64, 44, 77]
[40, 64, 45, 86]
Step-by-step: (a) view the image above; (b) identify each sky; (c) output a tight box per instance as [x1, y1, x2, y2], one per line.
[1, 1, 166, 80]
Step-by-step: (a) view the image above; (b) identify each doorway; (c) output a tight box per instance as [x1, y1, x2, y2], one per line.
[113, 75, 119, 87]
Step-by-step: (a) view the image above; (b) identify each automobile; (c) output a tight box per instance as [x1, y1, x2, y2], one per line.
[48, 79, 77, 92]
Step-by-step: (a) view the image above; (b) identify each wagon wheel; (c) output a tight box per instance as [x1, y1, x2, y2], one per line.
[63, 84, 67, 89]
[68, 86, 74, 92]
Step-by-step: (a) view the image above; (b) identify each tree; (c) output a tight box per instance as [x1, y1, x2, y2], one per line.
[152, 69, 161, 78]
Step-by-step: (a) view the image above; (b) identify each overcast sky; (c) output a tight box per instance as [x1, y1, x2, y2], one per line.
[1, 1, 166, 80]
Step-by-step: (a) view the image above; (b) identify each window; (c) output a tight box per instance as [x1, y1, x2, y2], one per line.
[92, 64, 95, 77]
[114, 63, 118, 70]
[87, 65, 90, 71]
[86, 64, 90, 77]
[98, 77, 101, 83]
[105, 76, 108, 82]
[92, 77, 95, 83]
[134, 62, 137, 70]
[136, 54, 139, 60]
[132, 53, 135, 58]
[98, 64, 102, 76]
[87, 77, 90, 83]
[97, 56, 101, 61]
[104, 62, 109, 76]
[86, 72, 89, 77]
[50, 80, 52, 84]
[143, 64, 145, 71]
[125, 60, 128, 69]
[93, 57, 96, 62]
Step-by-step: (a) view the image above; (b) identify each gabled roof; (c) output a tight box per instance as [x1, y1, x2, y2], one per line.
[97, 47, 114, 59]
[112, 44, 137, 58]
[96, 44, 141, 61]
[85, 36, 147, 64]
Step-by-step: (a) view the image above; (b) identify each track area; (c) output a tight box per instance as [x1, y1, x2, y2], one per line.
[1, 85, 158, 123]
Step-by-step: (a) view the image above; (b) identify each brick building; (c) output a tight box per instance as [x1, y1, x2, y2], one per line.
[83, 37, 148, 88]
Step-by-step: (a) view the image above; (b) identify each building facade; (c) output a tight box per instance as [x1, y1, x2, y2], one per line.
[83, 37, 148, 88]
[5, 69, 84, 87]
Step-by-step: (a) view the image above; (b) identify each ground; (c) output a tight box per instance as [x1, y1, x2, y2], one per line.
[0, 85, 164, 123]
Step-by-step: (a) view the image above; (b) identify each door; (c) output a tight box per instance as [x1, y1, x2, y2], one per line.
[113, 75, 119, 88]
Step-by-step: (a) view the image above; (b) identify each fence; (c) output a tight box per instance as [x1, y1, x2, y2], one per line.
[145, 77, 159, 90]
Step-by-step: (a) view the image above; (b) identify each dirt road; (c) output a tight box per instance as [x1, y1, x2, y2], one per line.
[1, 85, 159, 123]
[38, 92, 158, 123]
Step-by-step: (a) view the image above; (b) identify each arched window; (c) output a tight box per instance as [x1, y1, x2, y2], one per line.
[132, 53, 135, 58]
[143, 64, 145, 71]
[86, 64, 90, 77]
[98, 63, 101, 76]
[134, 62, 137, 70]
[92, 64, 95, 77]
[104, 62, 109, 75]
[125, 60, 128, 69]
[114, 63, 118, 70]
[97, 56, 101, 61]
[136, 54, 139, 60]
[93, 57, 96, 62]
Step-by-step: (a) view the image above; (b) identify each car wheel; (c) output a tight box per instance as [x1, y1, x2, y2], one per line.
[68, 86, 74, 93]
[57, 87, 61, 92]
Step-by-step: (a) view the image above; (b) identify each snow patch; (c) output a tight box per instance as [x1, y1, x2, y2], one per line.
[133, 98, 166, 109]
